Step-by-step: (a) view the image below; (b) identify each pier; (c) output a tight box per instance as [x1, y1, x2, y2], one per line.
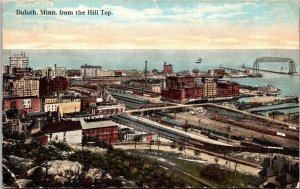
[250, 105, 299, 113]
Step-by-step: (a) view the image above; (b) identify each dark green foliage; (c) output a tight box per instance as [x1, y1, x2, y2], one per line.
[200, 164, 225, 181]
[50, 141, 72, 151]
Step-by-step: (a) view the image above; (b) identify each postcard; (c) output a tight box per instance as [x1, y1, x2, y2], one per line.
[2, 0, 299, 188]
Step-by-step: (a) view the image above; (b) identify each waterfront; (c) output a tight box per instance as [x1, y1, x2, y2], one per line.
[3, 49, 300, 98]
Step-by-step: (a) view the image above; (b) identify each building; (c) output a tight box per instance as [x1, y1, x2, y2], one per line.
[163, 62, 173, 75]
[3, 96, 41, 113]
[39, 76, 68, 97]
[100, 70, 115, 77]
[258, 85, 278, 94]
[81, 97, 97, 112]
[161, 76, 204, 102]
[214, 69, 225, 76]
[165, 76, 196, 89]
[43, 98, 81, 116]
[67, 69, 81, 77]
[216, 81, 240, 96]
[114, 70, 126, 76]
[80, 118, 119, 143]
[44, 120, 82, 144]
[41, 65, 66, 78]
[9, 52, 29, 74]
[203, 80, 217, 97]
[7, 78, 39, 97]
[89, 102, 125, 115]
[149, 84, 161, 93]
[80, 64, 102, 78]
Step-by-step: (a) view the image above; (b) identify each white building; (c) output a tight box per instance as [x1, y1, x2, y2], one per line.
[258, 85, 278, 94]
[9, 52, 29, 74]
[47, 130, 82, 144]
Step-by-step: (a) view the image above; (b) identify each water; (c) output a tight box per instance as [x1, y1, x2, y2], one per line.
[2, 49, 300, 97]
[250, 103, 299, 114]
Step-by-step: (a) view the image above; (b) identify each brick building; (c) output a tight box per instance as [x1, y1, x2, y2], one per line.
[216, 81, 239, 96]
[80, 118, 119, 143]
[3, 96, 41, 113]
[161, 76, 204, 102]
[165, 76, 196, 89]
[81, 97, 97, 112]
[39, 76, 68, 97]
[163, 62, 173, 75]
[214, 69, 225, 76]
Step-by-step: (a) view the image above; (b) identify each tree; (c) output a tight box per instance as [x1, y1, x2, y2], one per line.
[194, 149, 200, 158]
[214, 157, 219, 165]
[133, 135, 142, 150]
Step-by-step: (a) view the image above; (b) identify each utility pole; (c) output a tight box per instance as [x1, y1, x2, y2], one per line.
[233, 163, 238, 188]
[157, 133, 160, 157]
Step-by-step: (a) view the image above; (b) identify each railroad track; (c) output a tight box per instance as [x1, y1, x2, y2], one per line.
[112, 114, 299, 157]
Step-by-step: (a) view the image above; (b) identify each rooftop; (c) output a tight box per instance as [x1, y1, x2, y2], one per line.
[44, 120, 82, 133]
[80, 118, 118, 130]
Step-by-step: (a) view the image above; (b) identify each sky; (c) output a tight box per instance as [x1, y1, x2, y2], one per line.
[2, 0, 299, 49]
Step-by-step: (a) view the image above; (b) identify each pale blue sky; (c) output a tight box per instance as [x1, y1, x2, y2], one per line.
[3, 0, 299, 49]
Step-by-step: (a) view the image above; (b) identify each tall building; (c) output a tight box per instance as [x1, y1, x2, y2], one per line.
[203, 80, 217, 97]
[80, 64, 102, 78]
[41, 64, 66, 78]
[163, 62, 173, 75]
[9, 52, 29, 74]
[7, 78, 40, 97]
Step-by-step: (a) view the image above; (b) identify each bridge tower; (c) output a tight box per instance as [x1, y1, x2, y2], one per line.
[253, 57, 297, 75]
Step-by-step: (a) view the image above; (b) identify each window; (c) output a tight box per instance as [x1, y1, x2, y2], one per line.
[23, 99, 31, 108]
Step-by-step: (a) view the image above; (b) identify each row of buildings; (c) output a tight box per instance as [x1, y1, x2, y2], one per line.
[161, 76, 239, 102]
[3, 76, 68, 97]
[3, 96, 125, 117]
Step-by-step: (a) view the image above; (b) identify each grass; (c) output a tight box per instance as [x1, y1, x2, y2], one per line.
[128, 149, 257, 188]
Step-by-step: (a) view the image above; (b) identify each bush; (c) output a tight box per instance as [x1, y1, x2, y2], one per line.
[200, 164, 225, 181]
[50, 141, 72, 151]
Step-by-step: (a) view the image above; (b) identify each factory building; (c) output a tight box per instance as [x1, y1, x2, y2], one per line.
[80, 64, 102, 78]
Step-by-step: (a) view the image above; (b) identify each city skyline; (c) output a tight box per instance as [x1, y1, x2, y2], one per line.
[3, 0, 299, 49]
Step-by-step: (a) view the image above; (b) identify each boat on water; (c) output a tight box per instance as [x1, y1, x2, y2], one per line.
[228, 74, 248, 78]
